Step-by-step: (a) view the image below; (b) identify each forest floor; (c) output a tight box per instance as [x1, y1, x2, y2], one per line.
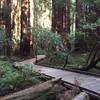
[0, 56, 78, 100]
[0, 53, 99, 99]
[36, 53, 100, 75]
[0, 56, 44, 96]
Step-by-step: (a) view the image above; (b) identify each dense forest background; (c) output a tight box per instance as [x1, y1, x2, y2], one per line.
[0, 1, 100, 99]
[0, 0, 100, 60]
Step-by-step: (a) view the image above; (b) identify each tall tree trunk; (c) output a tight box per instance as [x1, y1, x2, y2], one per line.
[57, 5, 63, 34]
[1, 0, 12, 56]
[75, 0, 85, 52]
[76, 0, 81, 31]
[52, 0, 70, 46]
[96, 5, 100, 36]
[52, 0, 58, 33]
[33, 0, 39, 31]
[66, 0, 70, 34]
[20, 0, 30, 57]
[6, 0, 11, 38]
[11, 0, 21, 42]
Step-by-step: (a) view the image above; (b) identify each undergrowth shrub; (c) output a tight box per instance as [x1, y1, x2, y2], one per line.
[32, 29, 68, 62]
[0, 58, 40, 95]
[32, 29, 90, 67]
[0, 29, 14, 56]
[0, 29, 7, 55]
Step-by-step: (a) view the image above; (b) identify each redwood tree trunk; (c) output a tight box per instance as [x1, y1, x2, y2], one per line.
[66, 0, 70, 33]
[75, 0, 85, 52]
[1, 0, 12, 56]
[52, 0, 58, 33]
[52, 0, 70, 46]
[76, 0, 81, 31]
[20, 0, 31, 57]
[96, 5, 100, 36]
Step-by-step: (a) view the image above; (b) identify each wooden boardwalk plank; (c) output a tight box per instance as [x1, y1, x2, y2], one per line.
[19, 55, 100, 95]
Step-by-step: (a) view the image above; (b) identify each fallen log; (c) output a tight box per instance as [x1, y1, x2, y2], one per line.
[0, 78, 61, 100]
[73, 92, 89, 100]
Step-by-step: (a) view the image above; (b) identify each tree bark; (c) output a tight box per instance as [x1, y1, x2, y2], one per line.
[1, 0, 12, 56]
[52, 0, 70, 46]
[20, 0, 31, 56]
[66, 0, 70, 33]
[76, 0, 81, 31]
[52, 0, 57, 33]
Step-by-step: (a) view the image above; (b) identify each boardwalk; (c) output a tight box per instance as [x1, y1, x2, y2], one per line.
[19, 55, 100, 95]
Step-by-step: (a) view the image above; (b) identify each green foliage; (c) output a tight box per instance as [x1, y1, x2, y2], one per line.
[0, 56, 8, 61]
[81, 23, 97, 30]
[56, 0, 67, 7]
[0, 29, 7, 45]
[33, 29, 64, 54]
[76, 32, 86, 42]
[94, 0, 100, 8]
[67, 53, 88, 68]
[56, 51, 69, 62]
[68, 31, 86, 43]
[38, 0, 52, 11]
[81, 17, 100, 30]
[80, 0, 100, 33]
[0, 29, 14, 56]
[81, 0, 94, 5]
[34, 0, 52, 17]
[0, 5, 11, 21]
[32, 29, 68, 62]
[71, 55, 86, 66]
[96, 18, 100, 25]
[81, 0, 100, 7]
[0, 58, 40, 95]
